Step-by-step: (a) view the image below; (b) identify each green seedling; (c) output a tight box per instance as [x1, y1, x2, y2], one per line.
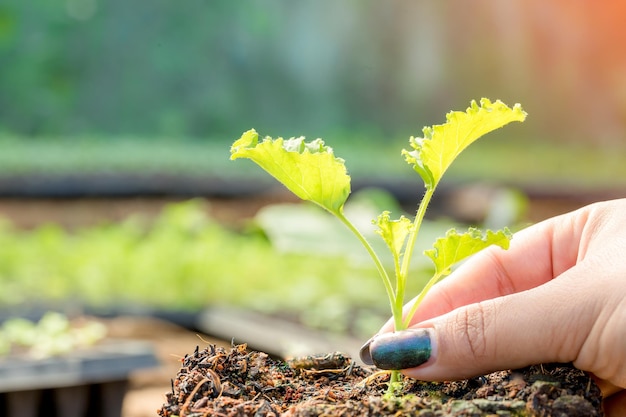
[0, 312, 107, 359]
[230, 98, 527, 388]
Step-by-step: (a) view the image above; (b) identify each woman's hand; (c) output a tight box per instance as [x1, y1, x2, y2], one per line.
[360, 199, 626, 415]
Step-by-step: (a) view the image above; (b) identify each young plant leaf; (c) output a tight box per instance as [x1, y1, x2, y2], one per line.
[230, 129, 351, 215]
[425, 227, 512, 276]
[403, 98, 527, 189]
[374, 211, 412, 264]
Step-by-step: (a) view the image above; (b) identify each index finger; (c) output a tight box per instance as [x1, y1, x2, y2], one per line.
[383, 205, 589, 331]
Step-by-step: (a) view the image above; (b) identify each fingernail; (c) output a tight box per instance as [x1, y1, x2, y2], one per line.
[359, 336, 376, 365]
[361, 329, 432, 370]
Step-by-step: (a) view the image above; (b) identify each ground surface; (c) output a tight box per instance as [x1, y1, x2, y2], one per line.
[99, 316, 230, 417]
[157, 343, 603, 417]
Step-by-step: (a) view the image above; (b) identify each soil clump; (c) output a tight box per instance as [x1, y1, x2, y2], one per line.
[158, 343, 603, 417]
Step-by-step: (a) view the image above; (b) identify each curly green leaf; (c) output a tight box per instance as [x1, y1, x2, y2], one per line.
[403, 98, 527, 189]
[425, 227, 512, 276]
[230, 129, 351, 215]
[374, 212, 412, 265]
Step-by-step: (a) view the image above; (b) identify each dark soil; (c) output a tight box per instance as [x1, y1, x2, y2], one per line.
[157, 343, 603, 417]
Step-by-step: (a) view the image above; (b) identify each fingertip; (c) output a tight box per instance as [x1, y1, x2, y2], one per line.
[361, 329, 434, 371]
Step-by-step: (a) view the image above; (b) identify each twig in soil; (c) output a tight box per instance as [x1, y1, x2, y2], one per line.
[287, 352, 351, 370]
[208, 368, 223, 397]
[180, 369, 223, 417]
[356, 370, 391, 389]
[180, 377, 210, 417]
[299, 365, 354, 377]
[197, 350, 228, 370]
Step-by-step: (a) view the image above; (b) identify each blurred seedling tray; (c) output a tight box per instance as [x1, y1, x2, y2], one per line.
[0, 340, 158, 417]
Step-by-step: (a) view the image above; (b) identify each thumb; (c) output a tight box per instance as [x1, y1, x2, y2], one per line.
[361, 267, 595, 380]
[604, 391, 626, 417]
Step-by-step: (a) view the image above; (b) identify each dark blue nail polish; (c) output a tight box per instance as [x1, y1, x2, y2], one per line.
[368, 329, 432, 370]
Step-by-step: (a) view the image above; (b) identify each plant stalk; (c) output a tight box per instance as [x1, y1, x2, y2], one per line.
[336, 212, 405, 395]
[389, 369, 401, 390]
[403, 271, 444, 328]
[335, 211, 397, 323]
[393, 186, 436, 331]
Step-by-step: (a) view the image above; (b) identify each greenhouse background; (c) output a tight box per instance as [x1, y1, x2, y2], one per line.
[2, 1, 626, 143]
[0, 2, 625, 416]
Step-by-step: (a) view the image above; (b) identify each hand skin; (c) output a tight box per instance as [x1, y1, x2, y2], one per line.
[373, 199, 626, 415]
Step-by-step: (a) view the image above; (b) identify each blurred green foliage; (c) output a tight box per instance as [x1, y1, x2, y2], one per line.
[0, 200, 429, 336]
[0, 134, 624, 189]
[0, 1, 375, 138]
[2, 1, 626, 147]
[0, 312, 107, 358]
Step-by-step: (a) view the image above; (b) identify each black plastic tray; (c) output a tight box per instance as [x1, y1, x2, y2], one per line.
[0, 340, 158, 417]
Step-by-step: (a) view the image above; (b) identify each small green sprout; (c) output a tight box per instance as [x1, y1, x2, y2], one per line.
[230, 98, 527, 387]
